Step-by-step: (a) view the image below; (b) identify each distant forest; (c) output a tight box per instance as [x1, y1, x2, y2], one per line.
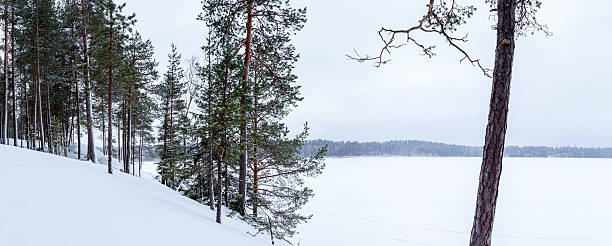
[302, 140, 612, 158]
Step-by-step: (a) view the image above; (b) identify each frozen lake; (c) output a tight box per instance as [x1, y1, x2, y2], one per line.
[295, 157, 612, 246]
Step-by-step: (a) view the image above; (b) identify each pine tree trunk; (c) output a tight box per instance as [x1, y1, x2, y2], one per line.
[162, 95, 169, 185]
[107, 7, 114, 174]
[128, 87, 133, 175]
[73, 41, 81, 159]
[223, 153, 228, 206]
[3, 0, 9, 145]
[35, 0, 44, 151]
[82, 0, 96, 163]
[139, 133, 143, 177]
[208, 140, 214, 210]
[33, 75, 37, 149]
[131, 118, 134, 176]
[117, 115, 120, 160]
[102, 114, 106, 155]
[10, 6, 16, 147]
[206, 39, 215, 211]
[252, 117, 258, 217]
[23, 72, 29, 149]
[468, 1, 517, 245]
[44, 74, 51, 151]
[238, 0, 254, 217]
[216, 143, 224, 224]
[169, 88, 174, 187]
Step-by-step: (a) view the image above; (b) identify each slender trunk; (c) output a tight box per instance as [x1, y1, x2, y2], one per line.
[73, 36, 81, 159]
[207, 138, 214, 210]
[23, 73, 29, 149]
[107, 6, 114, 174]
[468, 1, 517, 246]
[10, 7, 16, 146]
[102, 114, 106, 155]
[33, 76, 37, 149]
[252, 117, 258, 217]
[161, 95, 169, 185]
[70, 109, 74, 143]
[132, 118, 135, 176]
[139, 133, 143, 177]
[44, 73, 51, 151]
[237, 0, 254, 217]
[206, 32, 215, 211]
[216, 143, 223, 224]
[128, 88, 133, 175]
[122, 103, 128, 173]
[117, 113, 120, 160]
[223, 153, 228, 206]
[3, 0, 9, 145]
[169, 88, 174, 187]
[82, 0, 96, 163]
[123, 104, 126, 170]
[35, 0, 44, 151]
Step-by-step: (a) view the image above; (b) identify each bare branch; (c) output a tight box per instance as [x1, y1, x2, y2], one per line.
[348, 0, 491, 77]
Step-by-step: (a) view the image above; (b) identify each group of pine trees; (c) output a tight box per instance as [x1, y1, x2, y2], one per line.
[0, 0, 158, 176]
[153, 0, 327, 242]
[0, 0, 326, 242]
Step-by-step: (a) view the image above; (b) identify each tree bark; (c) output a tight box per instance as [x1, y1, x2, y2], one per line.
[216, 144, 223, 224]
[139, 133, 143, 177]
[73, 30, 81, 159]
[23, 69, 29, 149]
[206, 33, 215, 211]
[161, 94, 169, 185]
[82, 0, 96, 163]
[10, 6, 16, 146]
[44, 72, 51, 151]
[238, 0, 254, 217]
[102, 113, 105, 155]
[468, 1, 517, 246]
[207, 141, 214, 210]
[107, 5, 114, 174]
[169, 85, 174, 186]
[252, 117, 258, 217]
[35, 0, 44, 151]
[128, 85, 133, 175]
[3, 0, 9, 145]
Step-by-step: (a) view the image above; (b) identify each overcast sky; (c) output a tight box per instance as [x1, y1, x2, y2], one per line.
[120, 0, 612, 147]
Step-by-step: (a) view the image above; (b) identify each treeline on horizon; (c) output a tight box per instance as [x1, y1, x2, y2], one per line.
[302, 140, 612, 158]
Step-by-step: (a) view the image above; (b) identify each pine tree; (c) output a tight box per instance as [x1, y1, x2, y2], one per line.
[199, 1, 326, 240]
[81, 0, 96, 163]
[156, 44, 185, 188]
[122, 31, 157, 174]
[89, 0, 135, 173]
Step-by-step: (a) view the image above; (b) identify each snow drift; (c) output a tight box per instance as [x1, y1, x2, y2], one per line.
[0, 145, 272, 246]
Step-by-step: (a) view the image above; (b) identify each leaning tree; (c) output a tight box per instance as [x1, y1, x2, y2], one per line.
[351, 1, 549, 245]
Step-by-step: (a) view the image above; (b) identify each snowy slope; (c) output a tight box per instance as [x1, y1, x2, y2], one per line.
[0, 145, 273, 246]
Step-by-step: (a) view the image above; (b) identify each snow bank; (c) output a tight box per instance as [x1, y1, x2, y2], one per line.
[0, 145, 273, 246]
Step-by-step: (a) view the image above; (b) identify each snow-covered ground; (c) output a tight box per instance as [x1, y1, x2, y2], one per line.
[295, 157, 612, 246]
[0, 145, 275, 246]
[3, 145, 610, 246]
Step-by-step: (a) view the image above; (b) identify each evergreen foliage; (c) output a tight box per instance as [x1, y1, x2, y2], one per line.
[0, 0, 325, 243]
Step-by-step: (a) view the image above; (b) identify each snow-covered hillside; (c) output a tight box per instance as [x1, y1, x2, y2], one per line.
[0, 145, 273, 246]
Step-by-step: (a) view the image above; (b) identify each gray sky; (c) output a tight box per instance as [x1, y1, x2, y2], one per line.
[121, 0, 612, 147]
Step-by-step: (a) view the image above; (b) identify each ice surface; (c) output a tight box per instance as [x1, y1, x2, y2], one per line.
[295, 157, 612, 246]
